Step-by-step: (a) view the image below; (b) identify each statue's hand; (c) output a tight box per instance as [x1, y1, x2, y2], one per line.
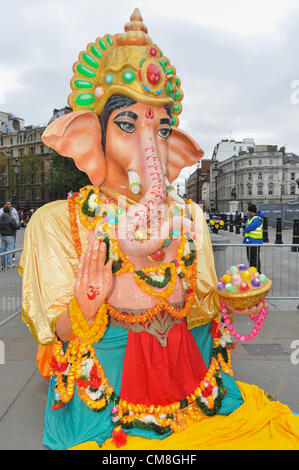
[225, 301, 264, 316]
[74, 231, 113, 319]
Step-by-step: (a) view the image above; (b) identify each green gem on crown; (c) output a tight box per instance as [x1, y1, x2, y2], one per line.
[82, 52, 98, 69]
[122, 70, 135, 83]
[98, 39, 107, 51]
[90, 45, 103, 60]
[76, 64, 96, 78]
[166, 81, 173, 94]
[76, 93, 95, 106]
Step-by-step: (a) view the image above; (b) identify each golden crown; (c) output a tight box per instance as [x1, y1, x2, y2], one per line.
[68, 8, 183, 126]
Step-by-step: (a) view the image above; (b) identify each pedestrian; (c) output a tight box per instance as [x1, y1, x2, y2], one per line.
[0, 206, 23, 268]
[0, 201, 20, 260]
[0, 201, 19, 222]
[242, 204, 264, 272]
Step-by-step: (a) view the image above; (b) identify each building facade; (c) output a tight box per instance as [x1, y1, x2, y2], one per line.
[0, 107, 71, 208]
[185, 159, 211, 205]
[212, 138, 255, 163]
[209, 146, 299, 213]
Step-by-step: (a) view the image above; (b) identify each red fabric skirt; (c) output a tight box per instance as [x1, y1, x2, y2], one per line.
[120, 321, 208, 407]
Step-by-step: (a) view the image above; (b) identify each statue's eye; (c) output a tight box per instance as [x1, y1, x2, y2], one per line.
[115, 121, 135, 133]
[158, 128, 170, 138]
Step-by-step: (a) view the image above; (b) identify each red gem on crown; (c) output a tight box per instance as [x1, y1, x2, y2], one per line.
[146, 63, 161, 85]
[149, 47, 157, 57]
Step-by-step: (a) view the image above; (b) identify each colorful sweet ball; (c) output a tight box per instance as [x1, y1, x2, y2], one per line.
[241, 270, 253, 281]
[231, 273, 242, 285]
[251, 278, 261, 288]
[230, 266, 238, 275]
[217, 265, 267, 293]
[240, 281, 249, 292]
[225, 283, 235, 292]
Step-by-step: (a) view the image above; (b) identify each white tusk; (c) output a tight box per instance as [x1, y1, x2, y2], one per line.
[128, 170, 142, 195]
[165, 177, 186, 204]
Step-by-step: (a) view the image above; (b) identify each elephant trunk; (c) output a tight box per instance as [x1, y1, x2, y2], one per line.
[118, 130, 169, 256]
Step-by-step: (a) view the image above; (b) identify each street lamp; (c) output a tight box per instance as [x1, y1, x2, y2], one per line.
[49, 159, 54, 201]
[12, 158, 21, 209]
[280, 184, 284, 203]
[212, 162, 221, 212]
[6, 149, 13, 200]
[195, 161, 201, 204]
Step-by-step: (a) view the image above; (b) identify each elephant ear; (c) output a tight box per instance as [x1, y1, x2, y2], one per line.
[42, 110, 105, 186]
[167, 127, 204, 183]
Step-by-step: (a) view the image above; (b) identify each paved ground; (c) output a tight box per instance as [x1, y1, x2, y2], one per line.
[0, 226, 298, 450]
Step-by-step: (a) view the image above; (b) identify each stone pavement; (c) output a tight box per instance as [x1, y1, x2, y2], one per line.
[0, 226, 298, 450]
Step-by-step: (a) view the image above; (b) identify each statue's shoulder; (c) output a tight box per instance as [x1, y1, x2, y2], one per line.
[27, 200, 69, 232]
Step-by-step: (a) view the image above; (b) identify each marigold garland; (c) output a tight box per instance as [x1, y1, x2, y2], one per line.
[69, 297, 108, 344]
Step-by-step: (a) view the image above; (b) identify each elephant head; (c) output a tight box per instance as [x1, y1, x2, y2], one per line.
[42, 94, 203, 255]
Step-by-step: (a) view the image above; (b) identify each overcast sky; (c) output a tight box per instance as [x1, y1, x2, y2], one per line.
[1, 0, 299, 189]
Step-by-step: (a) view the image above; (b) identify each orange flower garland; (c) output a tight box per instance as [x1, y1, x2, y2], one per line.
[69, 297, 108, 344]
[68, 196, 82, 258]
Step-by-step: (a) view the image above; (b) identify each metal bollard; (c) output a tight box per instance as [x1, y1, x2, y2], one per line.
[275, 217, 283, 244]
[263, 216, 269, 243]
[229, 215, 234, 232]
[235, 215, 241, 234]
[291, 218, 299, 253]
[222, 214, 228, 231]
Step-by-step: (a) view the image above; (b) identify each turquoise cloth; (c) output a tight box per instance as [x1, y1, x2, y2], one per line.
[43, 322, 244, 450]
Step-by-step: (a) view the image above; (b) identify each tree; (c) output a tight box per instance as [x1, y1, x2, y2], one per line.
[50, 151, 91, 200]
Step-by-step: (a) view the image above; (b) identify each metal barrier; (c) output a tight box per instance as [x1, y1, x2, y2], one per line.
[213, 243, 299, 299]
[0, 248, 23, 327]
[0, 243, 298, 328]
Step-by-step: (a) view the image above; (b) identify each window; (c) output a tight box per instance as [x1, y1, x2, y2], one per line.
[248, 160, 252, 166]
[291, 186, 296, 195]
[291, 172, 295, 180]
[30, 146, 36, 155]
[268, 173, 274, 180]
[248, 185, 252, 196]
[19, 148, 24, 157]
[269, 159, 273, 165]
[258, 159, 262, 165]
[258, 172, 263, 180]
[0, 137, 3, 146]
[248, 173, 252, 180]
[268, 185, 274, 195]
[40, 144, 44, 154]
[257, 185, 263, 196]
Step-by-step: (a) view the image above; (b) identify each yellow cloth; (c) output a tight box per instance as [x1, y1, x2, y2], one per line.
[19, 200, 89, 345]
[69, 382, 299, 450]
[19, 194, 218, 345]
[187, 201, 218, 328]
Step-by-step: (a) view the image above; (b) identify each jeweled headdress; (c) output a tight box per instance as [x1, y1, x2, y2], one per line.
[68, 8, 183, 126]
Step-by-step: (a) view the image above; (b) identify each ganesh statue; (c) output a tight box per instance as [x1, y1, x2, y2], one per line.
[19, 9, 299, 450]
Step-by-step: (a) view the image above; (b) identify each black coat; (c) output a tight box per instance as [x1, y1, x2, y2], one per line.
[0, 213, 21, 236]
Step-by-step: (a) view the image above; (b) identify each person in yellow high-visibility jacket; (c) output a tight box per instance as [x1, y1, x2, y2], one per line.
[242, 204, 264, 272]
